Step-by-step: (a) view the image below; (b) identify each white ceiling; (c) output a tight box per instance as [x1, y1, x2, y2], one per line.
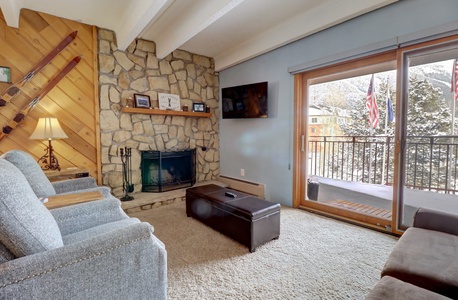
[0, 0, 397, 71]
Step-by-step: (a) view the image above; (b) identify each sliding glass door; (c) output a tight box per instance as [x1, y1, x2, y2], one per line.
[294, 52, 398, 230]
[293, 35, 458, 233]
[398, 41, 458, 228]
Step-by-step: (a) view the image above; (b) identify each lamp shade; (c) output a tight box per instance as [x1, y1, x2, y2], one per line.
[29, 117, 68, 140]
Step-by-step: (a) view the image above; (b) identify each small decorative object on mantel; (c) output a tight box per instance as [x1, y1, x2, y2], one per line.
[193, 102, 205, 112]
[158, 93, 180, 111]
[0, 66, 11, 83]
[125, 96, 134, 107]
[182, 105, 188, 111]
[134, 93, 151, 109]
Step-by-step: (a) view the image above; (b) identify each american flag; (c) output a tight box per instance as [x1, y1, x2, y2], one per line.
[366, 74, 379, 129]
[452, 59, 458, 101]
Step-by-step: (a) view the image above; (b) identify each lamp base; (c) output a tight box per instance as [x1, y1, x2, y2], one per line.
[37, 140, 61, 171]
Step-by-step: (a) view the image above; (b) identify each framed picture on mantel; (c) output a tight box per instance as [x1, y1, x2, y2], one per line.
[193, 103, 205, 112]
[158, 93, 181, 111]
[134, 94, 151, 108]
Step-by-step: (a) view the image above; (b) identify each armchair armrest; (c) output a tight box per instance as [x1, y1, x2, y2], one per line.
[50, 197, 129, 235]
[52, 177, 113, 199]
[0, 223, 167, 300]
[56, 186, 114, 199]
[413, 207, 458, 236]
[52, 177, 98, 193]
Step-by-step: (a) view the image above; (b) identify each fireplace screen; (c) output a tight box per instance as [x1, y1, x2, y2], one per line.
[141, 149, 196, 192]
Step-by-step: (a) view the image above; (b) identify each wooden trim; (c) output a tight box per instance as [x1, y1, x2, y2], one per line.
[292, 73, 304, 208]
[93, 26, 102, 184]
[299, 200, 391, 229]
[298, 205, 396, 235]
[300, 51, 397, 81]
[122, 107, 212, 118]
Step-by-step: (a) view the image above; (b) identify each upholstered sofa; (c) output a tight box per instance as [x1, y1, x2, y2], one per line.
[366, 208, 458, 299]
[1, 150, 114, 199]
[0, 157, 167, 299]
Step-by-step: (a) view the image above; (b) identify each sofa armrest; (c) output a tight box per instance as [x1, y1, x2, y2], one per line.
[413, 207, 458, 236]
[0, 223, 167, 300]
[50, 197, 129, 236]
[52, 177, 98, 193]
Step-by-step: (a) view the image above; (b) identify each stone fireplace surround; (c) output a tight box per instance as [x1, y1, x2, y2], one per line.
[97, 29, 220, 197]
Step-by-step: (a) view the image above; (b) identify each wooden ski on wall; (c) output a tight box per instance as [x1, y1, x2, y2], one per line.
[0, 56, 81, 142]
[0, 31, 78, 107]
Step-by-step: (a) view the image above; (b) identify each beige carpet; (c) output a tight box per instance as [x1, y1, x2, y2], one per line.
[130, 200, 398, 300]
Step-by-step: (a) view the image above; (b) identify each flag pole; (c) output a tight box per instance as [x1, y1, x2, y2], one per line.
[368, 74, 375, 184]
[369, 126, 373, 184]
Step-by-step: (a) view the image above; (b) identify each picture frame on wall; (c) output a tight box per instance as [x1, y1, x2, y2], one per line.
[134, 94, 151, 108]
[0, 66, 11, 83]
[193, 102, 205, 112]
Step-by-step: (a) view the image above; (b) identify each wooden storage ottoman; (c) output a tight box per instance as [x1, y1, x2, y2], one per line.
[186, 184, 280, 252]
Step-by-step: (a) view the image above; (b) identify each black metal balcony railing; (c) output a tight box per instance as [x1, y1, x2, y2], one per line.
[308, 135, 458, 194]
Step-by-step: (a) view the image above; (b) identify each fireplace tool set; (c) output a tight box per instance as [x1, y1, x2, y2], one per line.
[120, 147, 134, 201]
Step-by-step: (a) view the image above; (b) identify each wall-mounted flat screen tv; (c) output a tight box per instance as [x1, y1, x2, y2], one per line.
[222, 81, 268, 119]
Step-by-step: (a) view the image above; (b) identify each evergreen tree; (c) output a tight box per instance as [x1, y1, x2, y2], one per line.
[404, 76, 452, 189]
[407, 76, 451, 136]
[339, 76, 452, 185]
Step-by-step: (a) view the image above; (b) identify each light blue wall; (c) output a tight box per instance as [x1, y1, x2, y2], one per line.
[219, 0, 458, 206]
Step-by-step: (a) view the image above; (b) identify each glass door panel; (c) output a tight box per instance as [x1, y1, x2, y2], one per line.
[400, 44, 458, 228]
[305, 65, 396, 228]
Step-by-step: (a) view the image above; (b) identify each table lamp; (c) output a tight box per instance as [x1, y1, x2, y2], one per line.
[29, 117, 68, 171]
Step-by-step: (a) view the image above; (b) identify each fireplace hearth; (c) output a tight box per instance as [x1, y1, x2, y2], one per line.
[141, 149, 196, 192]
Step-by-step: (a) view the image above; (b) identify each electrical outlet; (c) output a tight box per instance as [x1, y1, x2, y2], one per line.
[240, 168, 245, 176]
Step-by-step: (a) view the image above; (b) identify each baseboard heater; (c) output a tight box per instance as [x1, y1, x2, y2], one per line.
[216, 175, 265, 199]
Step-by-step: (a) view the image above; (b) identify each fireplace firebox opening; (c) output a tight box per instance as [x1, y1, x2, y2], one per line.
[141, 149, 196, 192]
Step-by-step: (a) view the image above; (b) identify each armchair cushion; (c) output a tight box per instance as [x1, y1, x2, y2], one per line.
[0, 159, 63, 258]
[1, 150, 56, 198]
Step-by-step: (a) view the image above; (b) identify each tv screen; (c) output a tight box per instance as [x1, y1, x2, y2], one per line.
[222, 81, 268, 119]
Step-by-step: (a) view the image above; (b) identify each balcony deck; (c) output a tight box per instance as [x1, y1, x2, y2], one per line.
[312, 176, 458, 226]
[325, 199, 392, 220]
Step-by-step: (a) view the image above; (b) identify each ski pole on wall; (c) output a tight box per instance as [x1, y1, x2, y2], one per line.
[120, 147, 134, 201]
[0, 31, 78, 107]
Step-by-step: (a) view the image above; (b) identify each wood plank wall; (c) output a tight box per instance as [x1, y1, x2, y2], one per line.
[0, 9, 101, 182]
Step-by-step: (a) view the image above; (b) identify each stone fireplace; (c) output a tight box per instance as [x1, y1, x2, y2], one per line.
[141, 149, 196, 192]
[97, 29, 220, 197]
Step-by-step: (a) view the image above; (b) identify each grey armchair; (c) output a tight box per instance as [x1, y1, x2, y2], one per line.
[1, 150, 113, 199]
[0, 158, 167, 299]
